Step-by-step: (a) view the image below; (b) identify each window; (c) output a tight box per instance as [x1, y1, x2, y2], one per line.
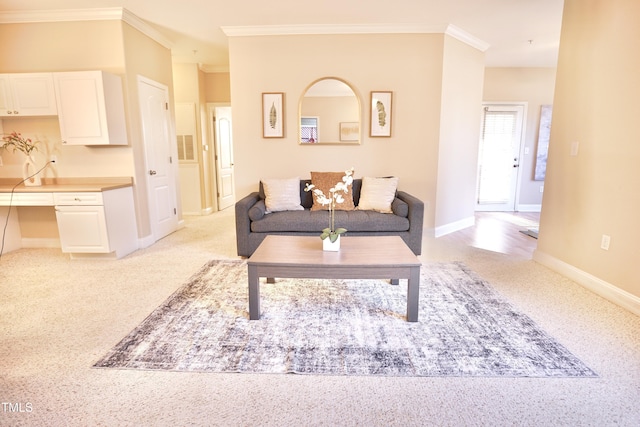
[300, 116, 319, 143]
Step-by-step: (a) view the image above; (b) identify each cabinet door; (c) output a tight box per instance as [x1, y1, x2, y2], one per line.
[54, 71, 128, 145]
[55, 205, 111, 253]
[0, 75, 14, 116]
[9, 73, 57, 116]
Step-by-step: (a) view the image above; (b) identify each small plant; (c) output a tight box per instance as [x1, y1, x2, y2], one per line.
[1, 131, 39, 156]
[305, 167, 355, 243]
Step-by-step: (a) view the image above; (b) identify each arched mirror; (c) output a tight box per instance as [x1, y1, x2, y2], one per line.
[299, 78, 360, 145]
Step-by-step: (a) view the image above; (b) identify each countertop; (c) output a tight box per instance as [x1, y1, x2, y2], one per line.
[0, 177, 133, 193]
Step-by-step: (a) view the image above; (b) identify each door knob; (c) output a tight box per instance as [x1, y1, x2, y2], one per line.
[149, 170, 157, 175]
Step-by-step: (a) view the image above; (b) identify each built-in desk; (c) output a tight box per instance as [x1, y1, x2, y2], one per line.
[0, 177, 138, 259]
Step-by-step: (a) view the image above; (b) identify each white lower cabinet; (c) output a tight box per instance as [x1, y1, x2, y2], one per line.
[54, 187, 138, 258]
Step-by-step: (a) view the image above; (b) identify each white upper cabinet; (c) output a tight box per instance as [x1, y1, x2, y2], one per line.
[54, 71, 128, 145]
[0, 73, 58, 117]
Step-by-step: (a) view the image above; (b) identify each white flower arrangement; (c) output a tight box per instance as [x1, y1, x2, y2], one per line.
[305, 167, 355, 242]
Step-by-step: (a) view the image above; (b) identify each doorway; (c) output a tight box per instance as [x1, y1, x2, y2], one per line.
[476, 103, 526, 212]
[137, 76, 179, 241]
[207, 104, 235, 210]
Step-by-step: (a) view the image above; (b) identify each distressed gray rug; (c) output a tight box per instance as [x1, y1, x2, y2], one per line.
[94, 260, 597, 377]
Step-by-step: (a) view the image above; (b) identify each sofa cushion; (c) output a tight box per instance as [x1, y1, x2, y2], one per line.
[391, 198, 409, 218]
[261, 177, 304, 213]
[309, 171, 355, 211]
[248, 199, 267, 221]
[250, 209, 409, 233]
[357, 176, 399, 213]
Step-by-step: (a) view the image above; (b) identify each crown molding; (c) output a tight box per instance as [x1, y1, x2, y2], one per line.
[444, 24, 490, 52]
[221, 23, 490, 52]
[222, 23, 446, 37]
[0, 7, 172, 49]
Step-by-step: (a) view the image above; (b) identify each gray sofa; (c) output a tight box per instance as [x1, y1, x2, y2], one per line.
[235, 178, 424, 257]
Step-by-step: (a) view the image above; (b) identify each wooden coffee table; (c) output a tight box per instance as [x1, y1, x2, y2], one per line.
[247, 235, 421, 322]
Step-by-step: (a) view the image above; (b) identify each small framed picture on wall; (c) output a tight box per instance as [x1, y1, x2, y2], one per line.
[370, 91, 392, 137]
[262, 92, 284, 138]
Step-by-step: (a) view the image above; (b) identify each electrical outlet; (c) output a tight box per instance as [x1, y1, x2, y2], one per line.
[539, 185, 544, 193]
[601, 234, 611, 251]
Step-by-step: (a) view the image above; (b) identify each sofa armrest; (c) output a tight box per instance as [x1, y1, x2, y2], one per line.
[235, 192, 261, 257]
[396, 190, 424, 255]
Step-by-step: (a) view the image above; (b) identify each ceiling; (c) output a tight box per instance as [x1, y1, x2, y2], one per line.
[0, 0, 565, 70]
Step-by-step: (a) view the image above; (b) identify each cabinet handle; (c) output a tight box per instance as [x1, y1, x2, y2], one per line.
[149, 170, 157, 175]
[74, 197, 81, 202]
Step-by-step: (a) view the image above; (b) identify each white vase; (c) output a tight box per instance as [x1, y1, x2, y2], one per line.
[23, 155, 42, 186]
[322, 234, 341, 251]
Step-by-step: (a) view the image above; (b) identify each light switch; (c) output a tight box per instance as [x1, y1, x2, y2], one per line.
[571, 141, 579, 156]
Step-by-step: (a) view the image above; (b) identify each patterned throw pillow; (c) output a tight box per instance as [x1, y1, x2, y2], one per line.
[357, 176, 399, 213]
[261, 177, 304, 213]
[310, 171, 356, 211]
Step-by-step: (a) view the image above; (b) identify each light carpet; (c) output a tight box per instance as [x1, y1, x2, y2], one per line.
[94, 259, 597, 377]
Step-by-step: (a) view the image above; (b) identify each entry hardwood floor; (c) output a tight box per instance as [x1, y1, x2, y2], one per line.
[437, 211, 540, 260]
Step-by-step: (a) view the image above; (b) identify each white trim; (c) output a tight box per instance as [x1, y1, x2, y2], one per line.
[517, 204, 542, 212]
[0, 7, 172, 49]
[444, 24, 490, 52]
[222, 23, 489, 53]
[137, 234, 156, 249]
[434, 216, 475, 238]
[533, 250, 640, 317]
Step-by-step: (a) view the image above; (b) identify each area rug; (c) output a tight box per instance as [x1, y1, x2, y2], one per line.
[94, 260, 597, 377]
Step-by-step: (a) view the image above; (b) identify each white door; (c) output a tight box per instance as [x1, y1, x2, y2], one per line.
[213, 106, 235, 210]
[138, 76, 178, 240]
[476, 104, 525, 211]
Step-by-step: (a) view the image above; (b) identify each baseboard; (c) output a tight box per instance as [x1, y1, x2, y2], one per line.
[434, 216, 475, 238]
[533, 249, 640, 316]
[138, 234, 156, 249]
[517, 204, 542, 212]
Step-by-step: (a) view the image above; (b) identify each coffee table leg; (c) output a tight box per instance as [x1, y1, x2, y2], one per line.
[406, 266, 420, 322]
[248, 265, 260, 320]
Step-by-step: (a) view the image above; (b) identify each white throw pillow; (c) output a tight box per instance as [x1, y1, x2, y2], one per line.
[262, 177, 304, 213]
[357, 176, 399, 213]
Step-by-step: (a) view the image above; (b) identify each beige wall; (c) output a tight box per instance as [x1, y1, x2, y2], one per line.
[435, 35, 485, 233]
[483, 67, 557, 207]
[535, 0, 640, 305]
[121, 22, 177, 237]
[228, 33, 484, 232]
[204, 72, 231, 103]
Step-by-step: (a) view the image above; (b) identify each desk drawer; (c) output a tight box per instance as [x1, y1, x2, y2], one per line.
[0, 192, 54, 206]
[53, 192, 103, 205]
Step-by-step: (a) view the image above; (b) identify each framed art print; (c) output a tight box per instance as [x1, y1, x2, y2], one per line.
[262, 92, 284, 138]
[370, 91, 392, 137]
[339, 122, 359, 142]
